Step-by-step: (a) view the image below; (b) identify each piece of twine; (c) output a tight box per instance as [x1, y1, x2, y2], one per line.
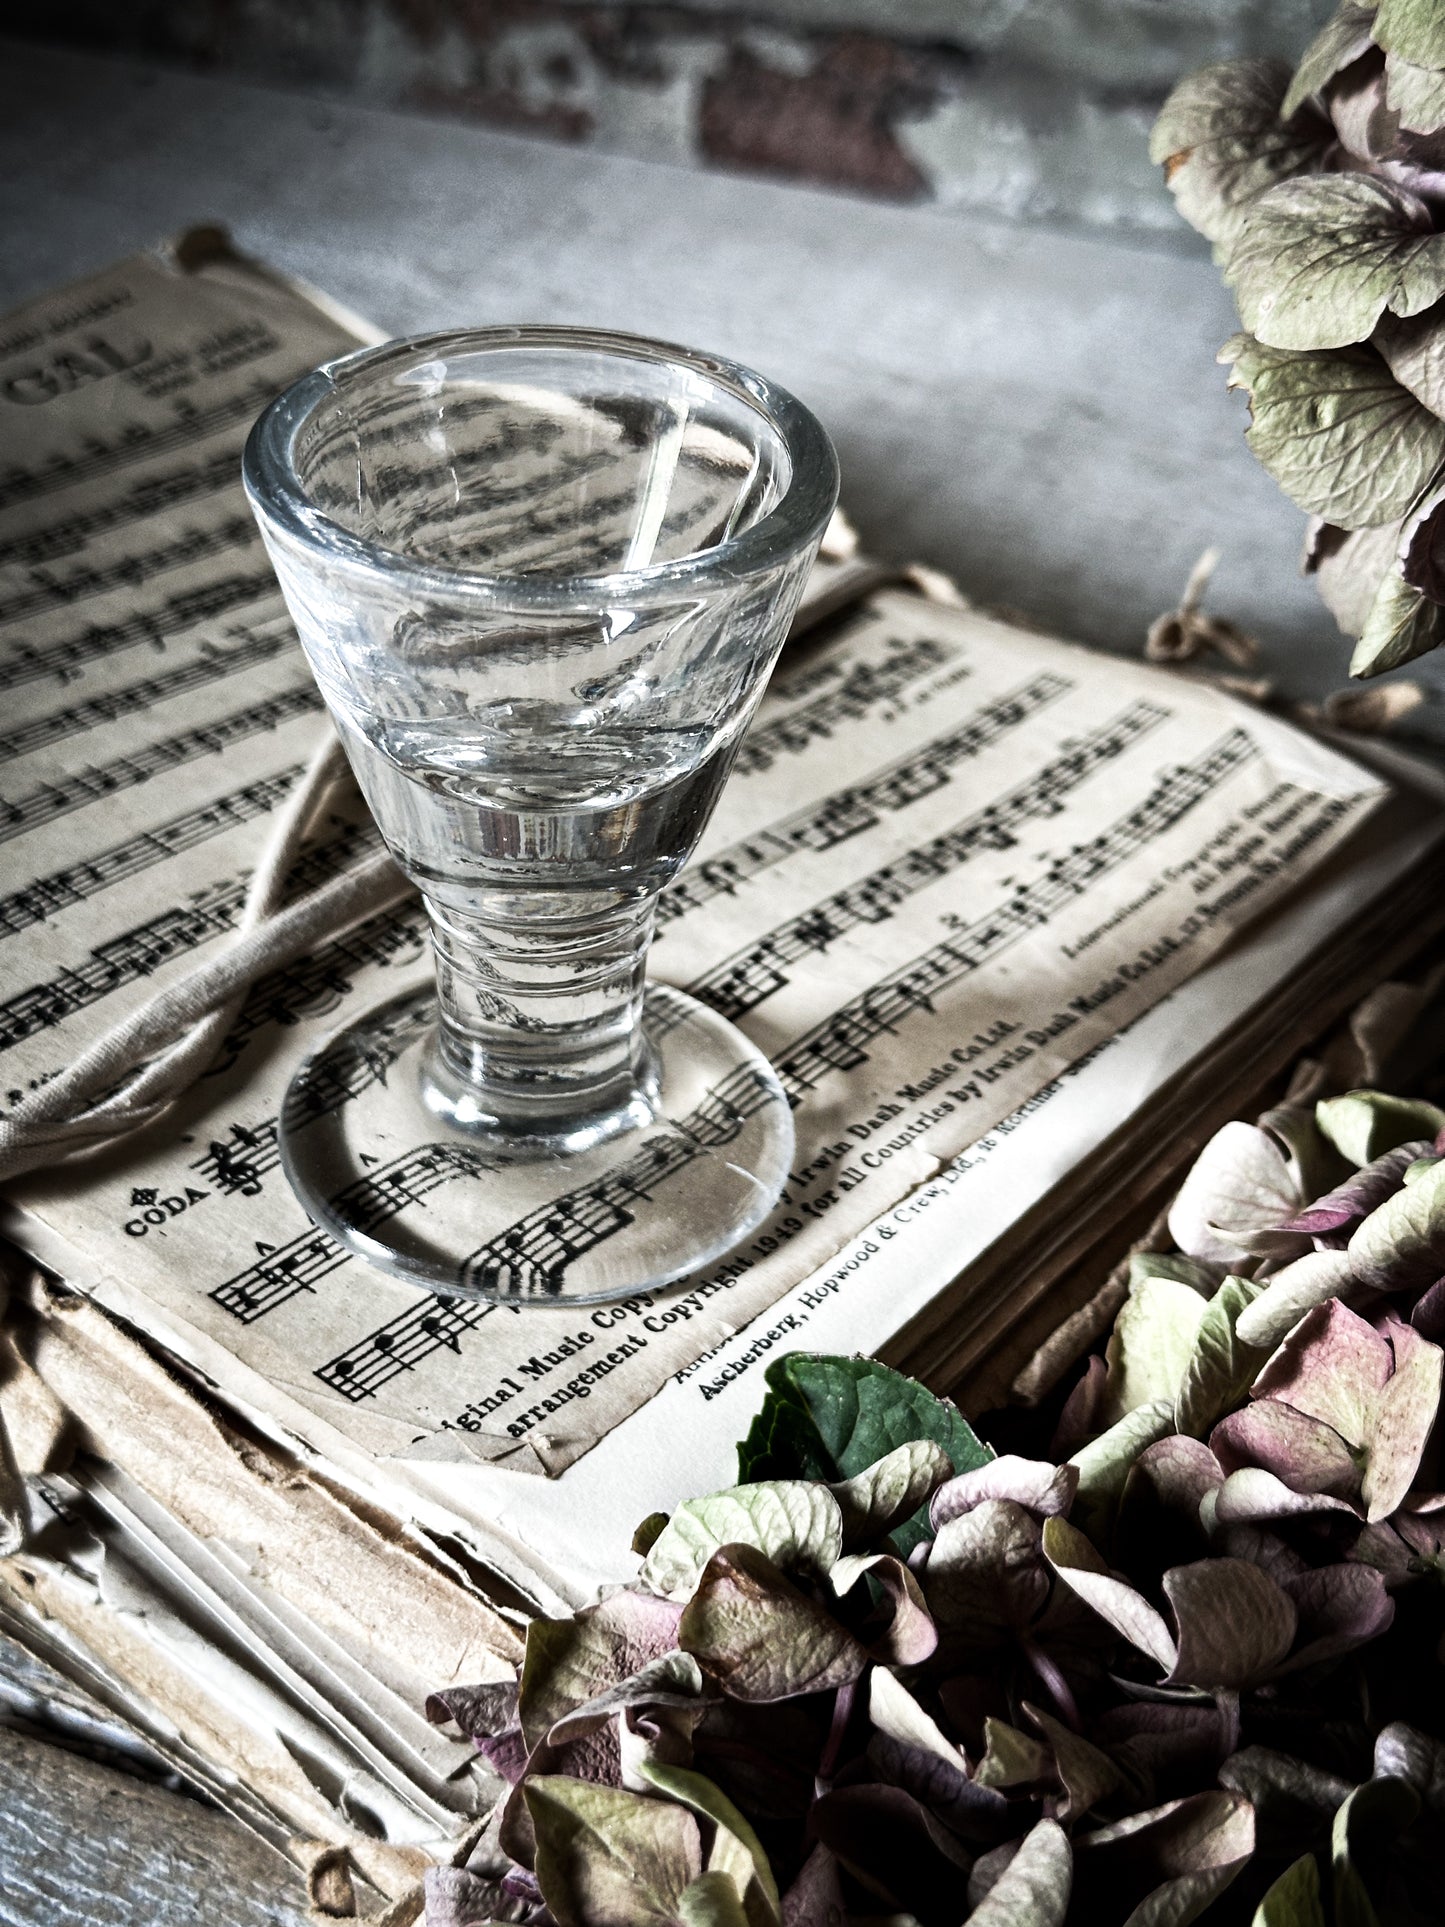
[0, 729, 411, 1186]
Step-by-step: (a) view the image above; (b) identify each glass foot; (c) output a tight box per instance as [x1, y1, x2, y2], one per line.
[278, 983, 795, 1303]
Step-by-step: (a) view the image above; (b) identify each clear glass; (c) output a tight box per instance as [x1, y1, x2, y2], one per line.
[243, 326, 838, 1303]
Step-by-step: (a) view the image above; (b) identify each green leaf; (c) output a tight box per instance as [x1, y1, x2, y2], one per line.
[1350, 565, 1445, 674]
[1283, 5, 1381, 117]
[641, 1482, 843, 1603]
[827, 1440, 952, 1551]
[1317, 1090, 1445, 1165]
[679, 1872, 751, 1927]
[1220, 332, 1445, 528]
[1374, 0, 1445, 70]
[1042, 1517, 1180, 1674]
[526, 1776, 702, 1927]
[968, 1819, 1071, 1927]
[1252, 1854, 1326, 1927]
[1332, 1776, 1421, 1927]
[1149, 58, 1333, 248]
[1176, 1277, 1270, 1439]
[1227, 174, 1445, 350]
[678, 1543, 867, 1700]
[1105, 1275, 1210, 1425]
[737, 1355, 990, 1556]
[638, 1762, 780, 1920]
[1385, 49, 1445, 129]
[1349, 1156, 1445, 1293]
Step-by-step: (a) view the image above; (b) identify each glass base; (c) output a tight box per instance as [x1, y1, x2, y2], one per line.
[277, 983, 795, 1304]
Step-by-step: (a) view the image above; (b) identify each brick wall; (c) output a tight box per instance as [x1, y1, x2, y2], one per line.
[8, 0, 1335, 237]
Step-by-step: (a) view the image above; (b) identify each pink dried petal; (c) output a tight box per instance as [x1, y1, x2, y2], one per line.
[1211, 1400, 1360, 1500]
[1250, 1300, 1393, 1449]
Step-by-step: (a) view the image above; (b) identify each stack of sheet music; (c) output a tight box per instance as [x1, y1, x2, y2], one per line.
[2, 233, 1444, 1908]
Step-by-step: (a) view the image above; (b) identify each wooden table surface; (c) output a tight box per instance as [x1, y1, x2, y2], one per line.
[0, 33, 1440, 1923]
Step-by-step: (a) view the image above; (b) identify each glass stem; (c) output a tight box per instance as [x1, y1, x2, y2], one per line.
[422, 890, 660, 1132]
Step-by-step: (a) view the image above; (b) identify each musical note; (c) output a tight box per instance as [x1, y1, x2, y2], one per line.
[0, 450, 240, 571]
[0, 376, 280, 514]
[0, 568, 281, 694]
[732, 635, 953, 777]
[774, 729, 1257, 1102]
[0, 619, 296, 768]
[657, 671, 1072, 929]
[212, 899, 428, 1073]
[688, 700, 1168, 1021]
[0, 763, 305, 938]
[0, 818, 380, 1055]
[309, 1054, 780, 1398]
[0, 681, 322, 847]
[0, 515, 260, 627]
[210, 1141, 497, 1323]
[193, 993, 429, 1197]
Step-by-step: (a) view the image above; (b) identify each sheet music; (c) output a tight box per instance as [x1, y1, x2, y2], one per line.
[0, 246, 1391, 1482]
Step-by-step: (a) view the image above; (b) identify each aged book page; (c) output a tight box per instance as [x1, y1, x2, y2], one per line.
[0, 242, 1394, 1486]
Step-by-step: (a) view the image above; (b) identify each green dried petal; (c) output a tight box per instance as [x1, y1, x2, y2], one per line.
[1221, 334, 1445, 529]
[1228, 175, 1445, 350]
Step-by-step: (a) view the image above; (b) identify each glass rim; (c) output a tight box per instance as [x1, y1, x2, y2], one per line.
[242, 323, 840, 611]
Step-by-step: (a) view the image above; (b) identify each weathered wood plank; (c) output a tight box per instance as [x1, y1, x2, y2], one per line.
[0, 1725, 311, 1927]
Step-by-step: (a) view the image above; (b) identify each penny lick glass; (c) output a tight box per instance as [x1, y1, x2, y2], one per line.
[243, 327, 838, 1304]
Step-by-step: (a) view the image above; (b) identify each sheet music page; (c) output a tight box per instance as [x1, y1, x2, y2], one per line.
[0, 247, 1391, 1480]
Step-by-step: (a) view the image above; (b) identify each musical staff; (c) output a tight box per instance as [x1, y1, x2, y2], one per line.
[0, 620, 295, 768]
[212, 899, 428, 1072]
[0, 375, 280, 514]
[689, 700, 1168, 1022]
[0, 681, 321, 847]
[0, 449, 239, 570]
[210, 1142, 496, 1323]
[657, 670, 1071, 928]
[732, 634, 952, 776]
[0, 819, 379, 1055]
[0, 764, 304, 938]
[311, 1059, 778, 1399]
[0, 514, 259, 627]
[774, 729, 1257, 1102]
[194, 993, 429, 1197]
[0, 568, 281, 694]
